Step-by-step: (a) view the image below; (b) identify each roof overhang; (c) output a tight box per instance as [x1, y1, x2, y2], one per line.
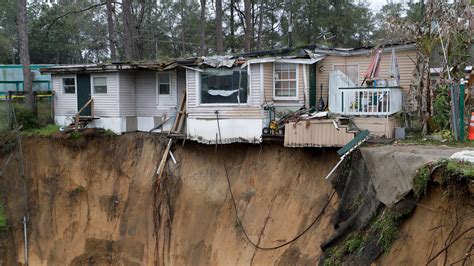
[40, 64, 140, 74]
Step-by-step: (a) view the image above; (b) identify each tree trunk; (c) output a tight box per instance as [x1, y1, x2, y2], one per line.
[122, 0, 135, 61]
[256, 0, 264, 50]
[17, 0, 36, 117]
[230, 0, 235, 53]
[106, 0, 117, 61]
[199, 0, 206, 56]
[215, 0, 224, 55]
[244, 0, 252, 52]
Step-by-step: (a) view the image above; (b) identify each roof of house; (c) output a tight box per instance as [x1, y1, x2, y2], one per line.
[40, 42, 417, 74]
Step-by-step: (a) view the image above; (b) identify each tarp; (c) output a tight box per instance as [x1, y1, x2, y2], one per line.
[360, 145, 474, 205]
[389, 49, 400, 86]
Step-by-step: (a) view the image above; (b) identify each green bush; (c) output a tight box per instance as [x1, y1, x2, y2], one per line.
[14, 105, 39, 130]
[432, 85, 450, 130]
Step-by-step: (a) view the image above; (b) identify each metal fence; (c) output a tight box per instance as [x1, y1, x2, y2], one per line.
[0, 91, 54, 132]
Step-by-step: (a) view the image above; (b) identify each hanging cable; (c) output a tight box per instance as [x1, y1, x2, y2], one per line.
[215, 110, 337, 250]
[11, 101, 29, 264]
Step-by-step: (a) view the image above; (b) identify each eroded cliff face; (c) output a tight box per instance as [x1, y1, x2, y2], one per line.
[0, 134, 340, 265]
[1, 134, 163, 265]
[2, 134, 469, 265]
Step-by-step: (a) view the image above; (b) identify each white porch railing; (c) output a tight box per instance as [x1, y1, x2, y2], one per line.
[334, 87, 403, 116]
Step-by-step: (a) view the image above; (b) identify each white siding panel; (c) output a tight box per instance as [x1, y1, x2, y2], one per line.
[250, 64, 261, 106]
[187, 118, 263, 144]
[119, 72, 136, 117]
[136, 71, 159, 116]
[52, 74, 77, 116]
[186, 69, 197, 107]
[91, 72, 119, 117]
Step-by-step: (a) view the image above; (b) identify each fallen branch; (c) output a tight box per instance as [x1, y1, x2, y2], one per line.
[426, 227, 474, 265]
[46, 1, 121, 32]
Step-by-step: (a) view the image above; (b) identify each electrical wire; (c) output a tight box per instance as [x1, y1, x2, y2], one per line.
[215, 110, 337, 250]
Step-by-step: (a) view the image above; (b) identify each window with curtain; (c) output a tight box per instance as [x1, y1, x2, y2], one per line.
[93, 77, 107, 94]
[274, 63, 297, 98]
[200, 67, 248, 104]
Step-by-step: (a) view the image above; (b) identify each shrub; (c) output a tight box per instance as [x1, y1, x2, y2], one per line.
[14, 105, 39, 130]
[432, 85, 450, 130]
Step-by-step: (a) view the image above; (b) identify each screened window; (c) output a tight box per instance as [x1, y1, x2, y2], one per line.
[62, 77, 75, 94]
[200, 67, 248, 104]
[93, 77, 107, 94]
[334, 64, 359, 84]
[274, 63, 297, 98]
[158, 73, 171, 95]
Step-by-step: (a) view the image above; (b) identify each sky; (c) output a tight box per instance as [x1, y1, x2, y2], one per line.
[369, 0, 388, 12]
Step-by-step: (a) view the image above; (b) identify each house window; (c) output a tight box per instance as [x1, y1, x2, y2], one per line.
[334, 64, 359, 84]
[200, 67, 248, 104]
[158, 73, 171, 95]
[274, 63, 297, 98]
[62, 77, 75, 94]
[93, 77, 107, 94]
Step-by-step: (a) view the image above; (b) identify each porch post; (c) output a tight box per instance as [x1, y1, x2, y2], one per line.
[459, 80, 465, 142]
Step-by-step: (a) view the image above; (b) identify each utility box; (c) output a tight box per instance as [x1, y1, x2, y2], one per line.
[395, 127, 406, 140]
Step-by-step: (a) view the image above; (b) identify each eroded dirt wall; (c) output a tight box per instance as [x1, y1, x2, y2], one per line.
[0, 134, 340, 265]
[1, 134, 164, 265]
[158, 142, 340, 265]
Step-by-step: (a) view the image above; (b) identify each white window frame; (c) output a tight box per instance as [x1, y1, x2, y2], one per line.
[61, 75, 76, 94]
[332, 64, 359, 85]
[156, 72, 172, 99]
[91, 75, 108, 94]
[273, 62, 299, 101]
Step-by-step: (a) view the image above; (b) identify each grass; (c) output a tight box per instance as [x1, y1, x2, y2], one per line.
[397, 132, 474, 147]
[370, 209, 405, 253]
[21, 124, 60, 137]
[0, 204, 6, 231]
[324, 233, 365, 265]
[413, 165, 431, 200]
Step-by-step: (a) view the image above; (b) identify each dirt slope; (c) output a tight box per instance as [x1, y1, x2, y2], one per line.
[0, 134, 340, 265]
[377, 186, 473, 265]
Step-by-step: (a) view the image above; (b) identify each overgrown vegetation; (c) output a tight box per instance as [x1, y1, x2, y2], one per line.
[432, 85, 451, 131]
[413, 165, 431, 200]
[21, 124, 59, 137]
[441, 160, 474, 197]
[325, 233, 364, 266]
[369, 209, 405, 252]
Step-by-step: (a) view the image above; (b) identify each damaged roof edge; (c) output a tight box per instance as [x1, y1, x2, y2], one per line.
[40, 43, 416, 74]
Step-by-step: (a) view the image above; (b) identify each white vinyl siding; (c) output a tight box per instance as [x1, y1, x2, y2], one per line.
[119, 72, 136, 117]
[90, 73, 119, 116]
[136, 71, 159, 116]
[52, 74, 77, 116]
